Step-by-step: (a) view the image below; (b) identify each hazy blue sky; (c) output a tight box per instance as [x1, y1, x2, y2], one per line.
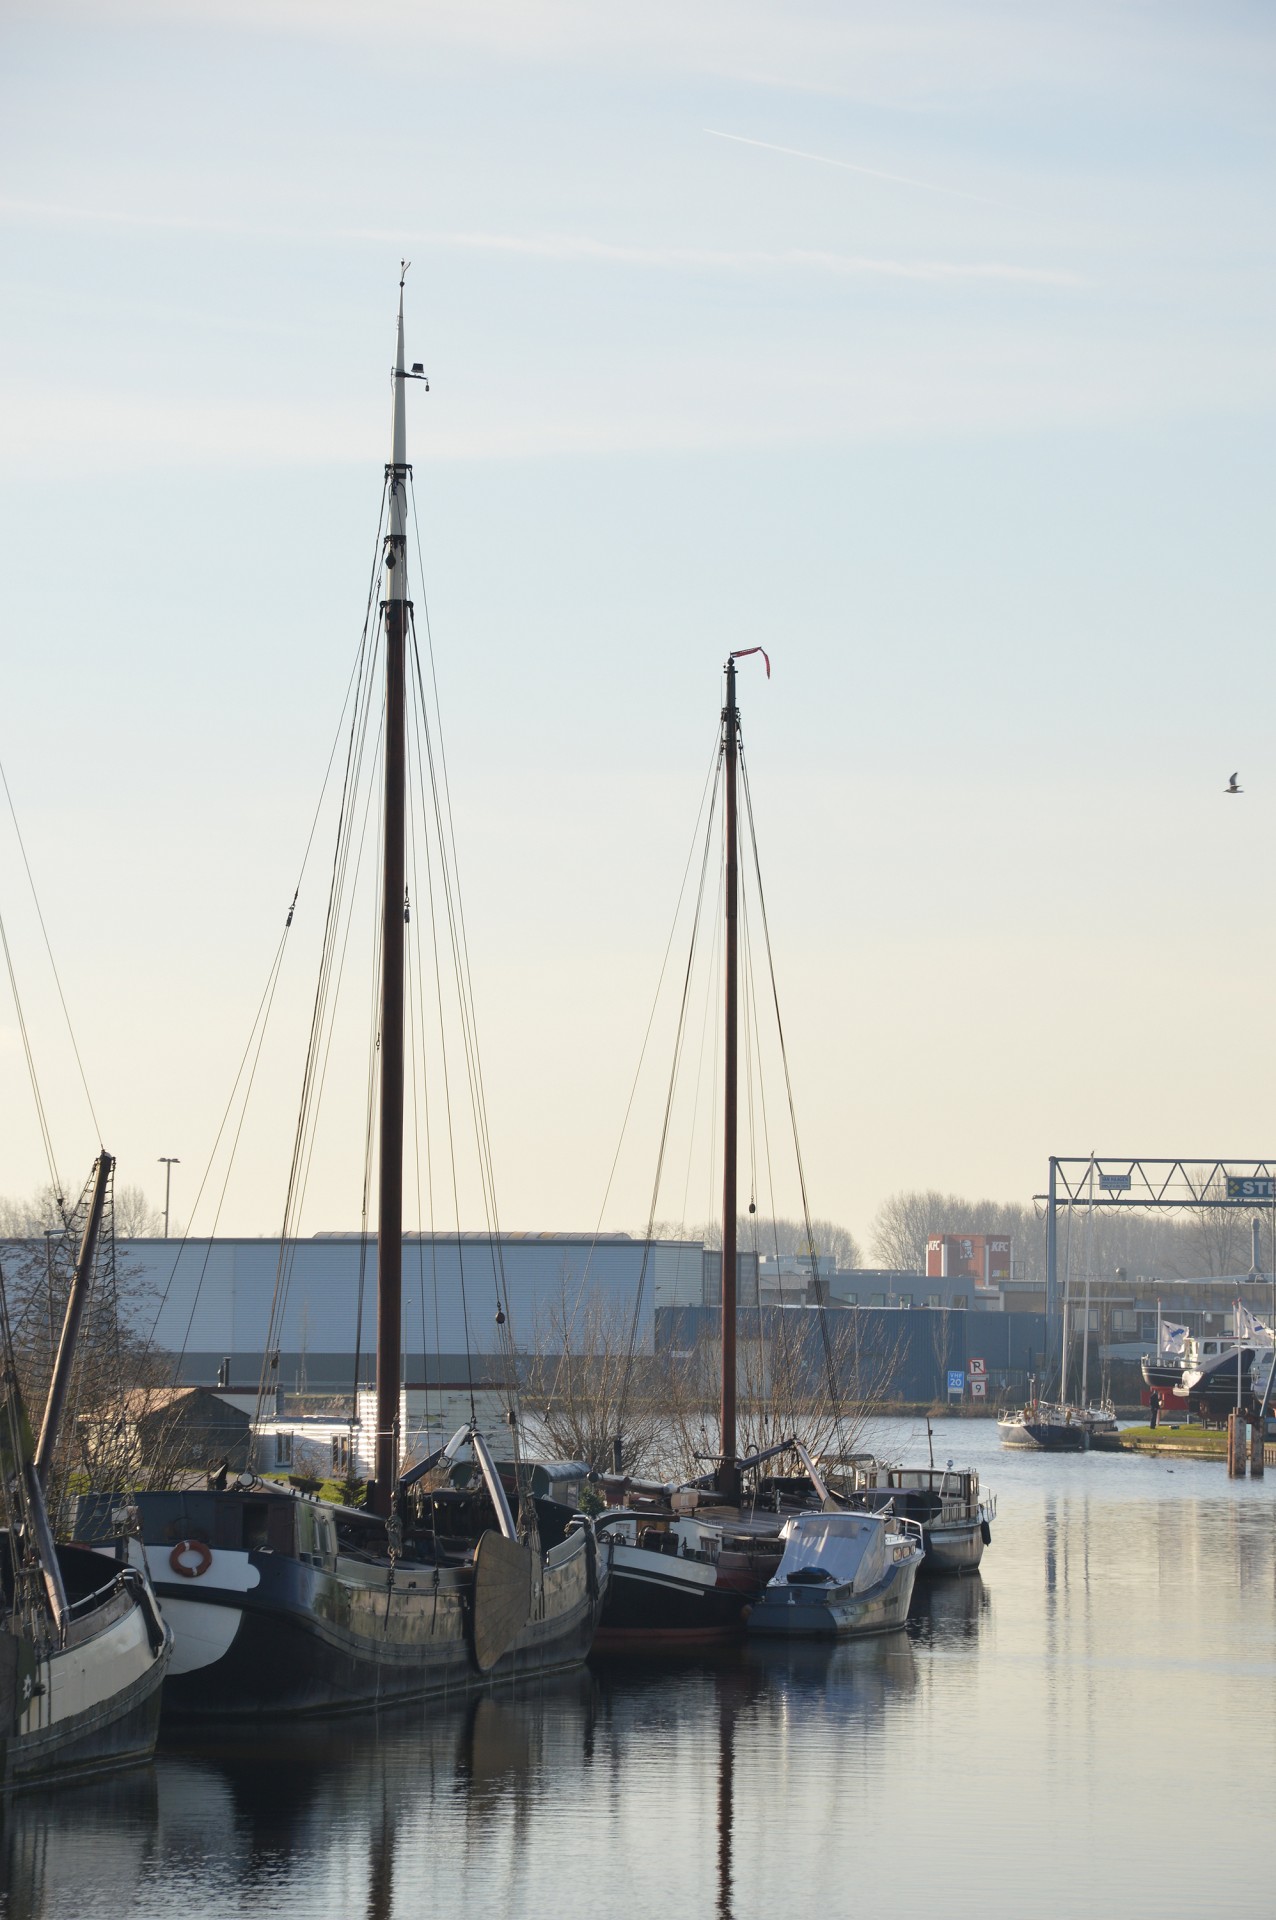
[2, 1, 1275, 1251]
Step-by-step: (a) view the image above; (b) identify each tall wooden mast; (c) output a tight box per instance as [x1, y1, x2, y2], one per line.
[373, 274, 411, 1516]
[718, 656, 740, 1504]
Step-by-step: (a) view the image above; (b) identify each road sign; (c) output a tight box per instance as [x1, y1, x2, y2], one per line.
[1099, 1172, 1132, 1192]
[1225, 1176, 1276, 1201]
[946, 1370, 964, 1395]
[970, 1378, 987, 1399]
[968, 1357, 986, 1376]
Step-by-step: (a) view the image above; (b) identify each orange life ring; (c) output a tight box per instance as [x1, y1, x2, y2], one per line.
[169, 1538, 213, 1578]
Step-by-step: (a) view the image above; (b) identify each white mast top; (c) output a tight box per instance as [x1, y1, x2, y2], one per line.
[385, 264, 410, 607]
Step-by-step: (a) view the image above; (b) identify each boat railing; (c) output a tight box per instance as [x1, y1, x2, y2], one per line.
[64, 1567, 133, 1621]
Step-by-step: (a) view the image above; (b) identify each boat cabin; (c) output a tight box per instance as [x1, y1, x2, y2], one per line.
[771, 1512, 896, 1595]
[595, 1510, 722, 1566]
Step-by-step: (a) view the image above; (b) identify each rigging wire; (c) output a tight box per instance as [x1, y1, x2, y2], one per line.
[611, 754, 724, 1459]
[404, 714, 444, 1444]
[407, 493, 520, 1377]
[257, 681, 386, 1418]
[407, 610, 513, 1393]
[403, 619, 477, 1424]
[0, 753, 102, 1150]
[738, 743, 848, 1457]
[547, 728, 722, 1412]
[738, 848, 799, 1423]
[0, 900, 63, 1209]
[145, 478, 391, 1384]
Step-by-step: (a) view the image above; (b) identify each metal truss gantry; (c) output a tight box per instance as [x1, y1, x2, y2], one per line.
[1040, 1157, 1276, 1347]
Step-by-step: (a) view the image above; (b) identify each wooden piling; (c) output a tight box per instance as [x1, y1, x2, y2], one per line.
[1227, 1411, 1248, 1477]
[1251, 1420, 1265, 1478]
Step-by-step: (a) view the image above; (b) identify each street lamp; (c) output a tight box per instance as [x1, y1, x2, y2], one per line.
[158, 1157, 180, 1238]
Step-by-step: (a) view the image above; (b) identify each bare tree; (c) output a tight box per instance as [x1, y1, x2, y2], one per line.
[1172, 1169, 1251, 1277]
[1, 1182, 165, 1240]
[523, 1283, 667, 1479]
[113, 1186, 167, 1238]
[0, 1185, 70, 1237]
[677, 1215, 863, 1268]
[0, 1220, 171, 1527]
[867, 1191, 941, 1274]
[660, 1308, 905, 1480]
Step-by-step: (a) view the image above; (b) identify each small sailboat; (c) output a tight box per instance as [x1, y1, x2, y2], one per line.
[997, 1396, 1087, 1452]
[80, 275, 604, 1716]
[596, 655, 878, 1642]
[1, 1155, 171, 1788]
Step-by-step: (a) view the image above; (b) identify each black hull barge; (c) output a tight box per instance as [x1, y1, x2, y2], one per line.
[79, 1475, 603, 1721]
[593, 1511, 748, 1650]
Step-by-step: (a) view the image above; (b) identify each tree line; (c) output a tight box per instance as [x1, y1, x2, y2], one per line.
[0, 1183, 167, 1238]
[867, 1180, 1276, 1285]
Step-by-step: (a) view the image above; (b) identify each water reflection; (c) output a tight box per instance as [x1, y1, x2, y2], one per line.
[1, 1770, 158, 1920]
[907, 1570, 990, 1643]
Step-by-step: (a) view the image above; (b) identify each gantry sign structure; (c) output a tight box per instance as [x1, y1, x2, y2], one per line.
[1041, 1155, 1276, 1335]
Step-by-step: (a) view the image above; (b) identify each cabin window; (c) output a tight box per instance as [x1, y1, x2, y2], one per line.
[898, 1293, 913, 1309]
[925, 1295, 941, 1309]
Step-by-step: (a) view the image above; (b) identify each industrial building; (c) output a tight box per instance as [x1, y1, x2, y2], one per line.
[17, 1219, 1260, 1409]
[112, 1231, 705, 1390]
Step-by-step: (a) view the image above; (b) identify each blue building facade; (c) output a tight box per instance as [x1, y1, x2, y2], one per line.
[114, 1231, 704, 1388]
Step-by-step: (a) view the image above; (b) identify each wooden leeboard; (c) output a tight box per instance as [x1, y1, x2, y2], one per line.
[471, 1531, 532, 1673]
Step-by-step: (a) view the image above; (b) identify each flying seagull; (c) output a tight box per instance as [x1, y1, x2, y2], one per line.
[1225, 772, 1242, 794]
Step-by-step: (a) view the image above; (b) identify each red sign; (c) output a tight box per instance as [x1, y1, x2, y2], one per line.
[968, 1357, 986, 1376]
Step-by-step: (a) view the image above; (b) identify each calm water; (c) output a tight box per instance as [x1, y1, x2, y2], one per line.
[4, 1417, 1274, 1920]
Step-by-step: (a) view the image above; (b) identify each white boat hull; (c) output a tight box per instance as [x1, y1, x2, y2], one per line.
[748, 1550, 921, 1639]
[2, 1573, 171, 1791]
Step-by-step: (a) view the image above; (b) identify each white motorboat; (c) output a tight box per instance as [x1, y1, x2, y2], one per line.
[747, 1511, 922, 1639]
[838, 1461, 993, 1573]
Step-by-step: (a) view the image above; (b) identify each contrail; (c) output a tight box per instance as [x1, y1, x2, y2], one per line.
[705, 129, 1003, 206]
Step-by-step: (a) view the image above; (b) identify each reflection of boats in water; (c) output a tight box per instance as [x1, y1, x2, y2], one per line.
[0, 1627, 927, 1915]
[742, 1628, 919, 1705]
[906, 1570, 990, 1644]
[0, 1763, 159, 1913]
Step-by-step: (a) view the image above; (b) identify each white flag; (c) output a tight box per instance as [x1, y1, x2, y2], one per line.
[1160, 1321, 1188, 1354]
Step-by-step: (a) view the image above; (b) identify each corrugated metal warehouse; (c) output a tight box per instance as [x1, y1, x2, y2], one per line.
[114, 1232, 705, 1388]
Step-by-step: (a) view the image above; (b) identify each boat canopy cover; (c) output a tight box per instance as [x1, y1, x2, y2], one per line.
[772, 1512, 886, 1594]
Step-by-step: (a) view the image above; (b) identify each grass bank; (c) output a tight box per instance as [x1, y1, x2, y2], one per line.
[1118, 1425, 1227, 1458]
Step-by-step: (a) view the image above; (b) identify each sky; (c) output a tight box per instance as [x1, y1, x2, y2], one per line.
[2, 0, 1275, 1254]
